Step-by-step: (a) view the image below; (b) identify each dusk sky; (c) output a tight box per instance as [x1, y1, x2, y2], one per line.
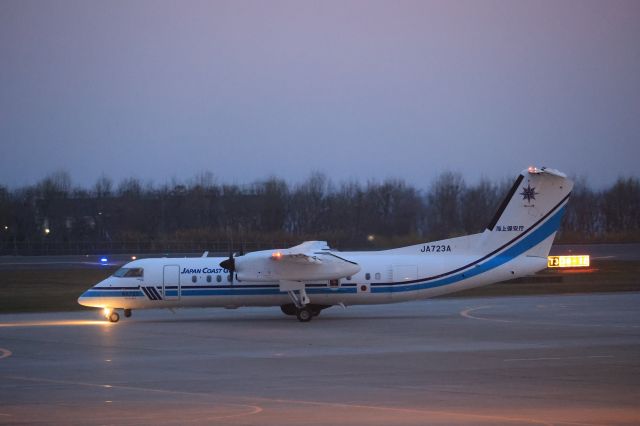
[1, 0, 639, 189]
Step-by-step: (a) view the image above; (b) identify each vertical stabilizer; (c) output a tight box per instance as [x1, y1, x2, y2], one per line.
[481, 167, 573, 257]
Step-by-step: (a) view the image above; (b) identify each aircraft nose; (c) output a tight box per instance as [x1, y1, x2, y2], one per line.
[77, 289, 93, 307]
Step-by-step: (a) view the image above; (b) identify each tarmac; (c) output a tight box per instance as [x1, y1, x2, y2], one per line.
[0, 293, 639, 425]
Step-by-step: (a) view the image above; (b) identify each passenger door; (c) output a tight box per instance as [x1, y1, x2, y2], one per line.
[163, 265, 180, 300]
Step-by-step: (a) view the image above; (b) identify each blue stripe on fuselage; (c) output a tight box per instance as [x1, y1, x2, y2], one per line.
[174, 287, 356, 296]
[373, 204, 566, 294]
[82, 290, 145, 298]
[81, 287, 356, 298]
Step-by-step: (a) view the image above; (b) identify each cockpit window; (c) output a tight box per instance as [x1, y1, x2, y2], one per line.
[113, 267, 144, 278]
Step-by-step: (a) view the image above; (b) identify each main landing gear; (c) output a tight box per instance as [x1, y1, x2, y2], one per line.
[296, 307, 313, 322]
[280, 303, 331, 322]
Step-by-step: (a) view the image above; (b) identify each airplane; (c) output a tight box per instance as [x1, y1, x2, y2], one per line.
[78, 166, 573, 323]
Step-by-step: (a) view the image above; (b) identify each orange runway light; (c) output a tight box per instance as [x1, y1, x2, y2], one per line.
[547, 255, 590, 268]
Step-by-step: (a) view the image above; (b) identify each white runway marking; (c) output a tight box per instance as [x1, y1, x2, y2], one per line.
[0, 348, 12, 359]
[249, 395, 608, 426]
[460, 305, 514, 322]
[2, 375, 263, 421]
[3, 374, 609, 425]
[504, 355, 614, 362]
[460, 304, 640, 329]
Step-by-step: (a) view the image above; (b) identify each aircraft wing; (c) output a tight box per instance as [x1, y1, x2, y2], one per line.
[271, 241, 330, 265]
[234, 240, 359, 283]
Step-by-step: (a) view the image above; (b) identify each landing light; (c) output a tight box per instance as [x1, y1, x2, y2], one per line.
[131, 256, 137, 260]
[272, 251, 283, 260]
[103, 307, 112, 317]
[100, 257, 108, 263]
[547, 255, 590, 268]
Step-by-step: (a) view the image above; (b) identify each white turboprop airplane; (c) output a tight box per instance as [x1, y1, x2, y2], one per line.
[78, 166, 572, 322]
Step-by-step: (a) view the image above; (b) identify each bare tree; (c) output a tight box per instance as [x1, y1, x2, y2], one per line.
[425, 172, 466, 239]
[94, 175, 113, 198]
[461, 178, 503, 233]
[289, 172, 330, 234]
[602, 177, 640, 236]
[1, 170, 639, 255]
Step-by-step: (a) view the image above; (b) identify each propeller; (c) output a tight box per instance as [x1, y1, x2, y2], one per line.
[220, 249, 235, 272]
[219, 242, 245, 270]
[219, 241, 245, 278]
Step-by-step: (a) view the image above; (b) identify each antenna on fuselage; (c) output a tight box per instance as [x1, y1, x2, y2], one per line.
[201, 251, 209, 257]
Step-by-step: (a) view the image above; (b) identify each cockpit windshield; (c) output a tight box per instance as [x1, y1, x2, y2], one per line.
[113, 267, 144, 278]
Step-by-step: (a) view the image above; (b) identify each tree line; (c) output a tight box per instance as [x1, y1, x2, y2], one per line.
[0, 170, 638, 255]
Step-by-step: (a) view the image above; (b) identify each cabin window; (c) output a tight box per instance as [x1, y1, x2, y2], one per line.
[206, 275, 212, 283]
[346, 276, 352, 280]
[216, 275, 222, 283]
[113, 267, 144, 278]
[365, 273, 371, 280]
[192, 275, 197, 283]
[375, 272, 381, 280]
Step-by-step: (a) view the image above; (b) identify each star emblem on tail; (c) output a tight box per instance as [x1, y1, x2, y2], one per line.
[520, 184, 538, 203]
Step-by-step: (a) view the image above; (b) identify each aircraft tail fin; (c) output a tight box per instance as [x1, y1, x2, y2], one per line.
[480, 167, 573, 257]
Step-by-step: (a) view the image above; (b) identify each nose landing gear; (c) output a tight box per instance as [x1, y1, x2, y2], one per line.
[108, 311, 120, 323]
[103, 308, 123, 323]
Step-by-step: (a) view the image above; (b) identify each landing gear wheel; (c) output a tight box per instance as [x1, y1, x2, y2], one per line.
[280, 304, 297, 316]
[124, 309, 132, 318]
[108, 312, 120, 323]
[296, 307, 313, 322]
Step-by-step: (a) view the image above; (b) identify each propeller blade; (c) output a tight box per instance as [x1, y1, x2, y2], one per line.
[219, 251, 235, 271]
